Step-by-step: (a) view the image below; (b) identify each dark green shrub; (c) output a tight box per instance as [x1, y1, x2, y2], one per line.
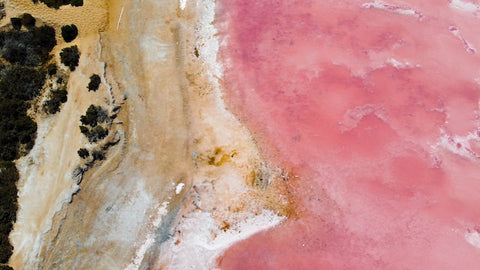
[44, 88, 67, 114]
[87, 74, 100, 92]
[88, 125, 108, 142]
[0, 65, 46, 100]
[60, 45, 80, 71]
[21, 13, 35, 29]
[0, 25, 56, 66]
[80, 105, 107, 127]
[79, 105, 109, 142]
[34, 0, 83, 9]
[47, 63, 57, 76]
[91, 149, 105, 161]
[79, 125, 109, 143]
[77, 148, 89, 158]
[61, 24, 78, 43]
[79, 125, 88, 135]
[10, 18, 21, 30]
[32, 25, 57, 58]
[0, 234, 12, 263]
[0, 265, 14, 270]
[80, 105, 99, 127]
[0, 31, 39, 66]
[70, 0, 83, 7]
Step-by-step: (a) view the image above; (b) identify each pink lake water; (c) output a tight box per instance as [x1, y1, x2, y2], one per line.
[217, 0, 480, 269]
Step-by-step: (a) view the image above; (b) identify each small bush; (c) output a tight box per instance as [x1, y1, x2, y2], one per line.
[79, 125, 89, 135]
[79, 126, 109, 142]
[0, 264, 14, 270]
[60, 45, 80, 71]
[44, 88, 67, 114]
[21, 13, 35, 29]
[80, 125, 108, 143]
[0, 234, 12, 263]
[80, 105, 99, 127]
[77, 148, 89, 159]
[32, 25, 57, 56]
[89, 126, 108, 142]
[80, 105, 107, 127]
[34, 0, 83, 9]
[79, 105, 109, 142]
[47, 63, 57, 76]
[70, 0, 83, 7]
[91, 149, 105, 161]
[10, 18, 21, 30]
[61, 24, 78, 43]
[87, 74, 101, 92]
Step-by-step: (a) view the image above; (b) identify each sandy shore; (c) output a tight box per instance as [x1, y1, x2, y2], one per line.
[8, 0, 290, 269]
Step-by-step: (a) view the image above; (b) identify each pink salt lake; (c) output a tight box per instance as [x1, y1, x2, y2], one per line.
[217, 0, 480, 269]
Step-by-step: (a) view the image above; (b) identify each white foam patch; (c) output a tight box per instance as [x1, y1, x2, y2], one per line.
[161, 210, 284, 269]
[179, 0, 186, 10]
[434, 130, 480, 160]
[465, 231, 480, 248]
[450, 0, 480, 13]
[386, 58, 420, 69]
[175, 183, 185, 194]
[361, 0, 424, 19]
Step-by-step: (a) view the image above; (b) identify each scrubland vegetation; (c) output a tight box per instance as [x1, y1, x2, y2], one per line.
[0, 12, 81, 267]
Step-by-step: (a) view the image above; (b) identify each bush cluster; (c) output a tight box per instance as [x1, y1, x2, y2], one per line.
[79, 105, 109, 142]
[0, 161, 18, 264]
[91, 149, 105, 161]
[44, 88, 67, 114]
[0, 14, 56, 266]
[80, 125, 108, 143]
[0, 22, 56, 66]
